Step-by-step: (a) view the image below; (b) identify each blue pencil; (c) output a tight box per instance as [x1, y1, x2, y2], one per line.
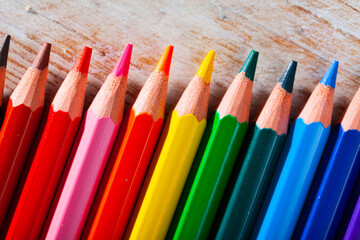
[294, 87, 360, 240]
[254, 61, 338, 240]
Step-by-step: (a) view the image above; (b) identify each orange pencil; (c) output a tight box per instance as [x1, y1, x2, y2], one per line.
[84, 45, 173, 239]
[0, 43, 51, 228]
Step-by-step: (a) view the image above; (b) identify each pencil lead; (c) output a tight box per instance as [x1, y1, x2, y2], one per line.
[153, 45, 174, 76]
[279, 60, 297, 93]
[320, 60, 338, 88]
[111, 44, 133, 77]
[239, 50, 259, 81]
[196, 50, 215, 84]
[31, 42, 51, 70]
[0, 35, 10, 68]
[72, 46, 92, 74]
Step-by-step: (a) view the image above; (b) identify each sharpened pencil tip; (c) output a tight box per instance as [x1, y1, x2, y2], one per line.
[279, 60, 297, 93]
[239, 50, 259, 81]
[72, 46, 92, 74]
[31, 42, 51, 70]
[320, 60, 338, 88]
[111, 44, 133, 77]
[153, 45, 174, 76]
[0, 35, 10, 68]
[196, 50, 215, 84]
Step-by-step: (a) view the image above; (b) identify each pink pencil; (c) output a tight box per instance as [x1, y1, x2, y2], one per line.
[44, 44, 132, 240]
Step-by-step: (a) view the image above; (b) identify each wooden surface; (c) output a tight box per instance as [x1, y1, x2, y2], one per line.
[0, 0, 359, 123]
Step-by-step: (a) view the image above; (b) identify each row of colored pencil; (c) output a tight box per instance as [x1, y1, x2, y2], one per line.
[0, 34, 359, 240]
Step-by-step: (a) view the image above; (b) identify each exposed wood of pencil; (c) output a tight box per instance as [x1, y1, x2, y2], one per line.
[132, 45, 172, 121]
[51, 71, 87, 119]
[298, 83, 334, 128]
[217, 72, 253, 123]
[174, 75, 210, 122]
[89, 73, 127, 124]
[132, 70, 168, 121]
[10, 43, 50, 110]
[257, 83, 292, 135]
[342, 87, 360, 131]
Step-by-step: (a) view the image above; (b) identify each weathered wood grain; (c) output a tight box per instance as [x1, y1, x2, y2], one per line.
[0, 0, 359, 123]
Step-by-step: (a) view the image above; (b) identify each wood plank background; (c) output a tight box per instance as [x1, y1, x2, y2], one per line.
[0, 0, 359, 123]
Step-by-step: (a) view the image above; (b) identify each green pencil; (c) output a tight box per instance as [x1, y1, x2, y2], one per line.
[214, 60, 297, 240]
[167, 50, 259, 240]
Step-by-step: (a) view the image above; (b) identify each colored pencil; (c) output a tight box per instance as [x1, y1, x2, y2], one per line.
[0, 35, 10, 111]
[336, 173, 360, 238]
[294, 87, 360, 239]
[125, 50, 215, 240]
[0, 42, 51, 228]
[215, 60, 297, 240]
[344, 184, 360, 239]
[255, 60, 338, 240]
[5, 46, 92, 240]
[168, 50, 259, 240]
[45, 44, 132, 240]
[83, 45, 173, 240]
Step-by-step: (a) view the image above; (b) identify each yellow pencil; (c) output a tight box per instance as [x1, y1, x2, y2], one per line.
[125, 50, 215, 240]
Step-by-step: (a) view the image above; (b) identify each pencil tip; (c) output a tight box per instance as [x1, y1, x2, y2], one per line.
[31, 42, 51, 70]
[320, 60, 338, 88]
[153, 45, 174, 76]
[71, 46, 92, 74]
[196, 50, 215, 84]
[239, 50, 259, 81]
[279, 60, 297, 93]
[0, 35, 10, 68]
[111, 44, 133, 77]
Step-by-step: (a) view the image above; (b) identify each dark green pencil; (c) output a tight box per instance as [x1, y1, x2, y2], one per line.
[214, 60, 297, 240]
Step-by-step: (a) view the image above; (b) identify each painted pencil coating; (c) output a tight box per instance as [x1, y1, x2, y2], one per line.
[0, 43, 50, 229]
[256, 120, 330, 240]
[45, 111, 121, 240]
[216, 127, 286, 240]
[296, 126, 360, 239]
[127, 111, 206, 240]
[6, 111, 81, 240]
[168, 50, 258, 240]
[255, 61, 338, 240]
[345, 193, 360, 239]
[84, 111, 163, 240]
[84, 45, 172, 240]
[5, 47, 91, 240]
[126, 51, 214, 240]
[172, 113, 248, 240]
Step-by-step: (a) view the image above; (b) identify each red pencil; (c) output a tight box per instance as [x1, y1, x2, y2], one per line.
[83, 45, 173, 239]
[5, 46, 92, 240]
[0, 42, 51, 228]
